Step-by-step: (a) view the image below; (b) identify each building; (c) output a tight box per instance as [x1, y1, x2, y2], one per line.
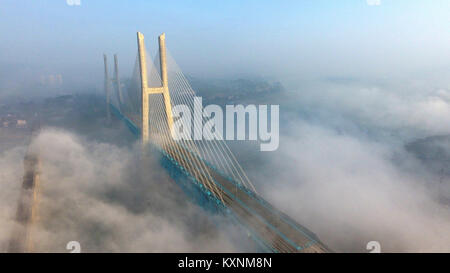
[16, 120, 27, 128]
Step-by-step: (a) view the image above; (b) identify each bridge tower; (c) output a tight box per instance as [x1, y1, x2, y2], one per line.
[137, 32, 174, 144]
[104, 54, 125, 113]
[113, 54, 124, 108]
[103, 54, 111, 124]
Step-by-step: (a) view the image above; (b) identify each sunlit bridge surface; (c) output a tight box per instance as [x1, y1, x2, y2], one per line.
[106, 32, 330, 253]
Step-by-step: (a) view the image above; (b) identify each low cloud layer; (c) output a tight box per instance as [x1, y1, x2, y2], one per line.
[1, 128, 246, 252]
[2, 76, 450, 253]
[264, 122, 450, 252]
[254, 79, 450, 252]
[291, 82, 450, 140]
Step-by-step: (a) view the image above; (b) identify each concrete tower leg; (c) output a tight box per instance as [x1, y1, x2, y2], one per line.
[137, 32, 149, 144]
[158, 33, 174, 134]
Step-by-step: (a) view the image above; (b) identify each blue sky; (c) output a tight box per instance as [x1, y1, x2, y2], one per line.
[0, 0, 449, 91]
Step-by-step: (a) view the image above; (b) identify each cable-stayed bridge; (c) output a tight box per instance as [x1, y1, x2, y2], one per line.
[104, 32, 330, 253]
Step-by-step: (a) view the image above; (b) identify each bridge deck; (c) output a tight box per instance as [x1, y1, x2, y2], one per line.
[8, 152, 39, 252]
